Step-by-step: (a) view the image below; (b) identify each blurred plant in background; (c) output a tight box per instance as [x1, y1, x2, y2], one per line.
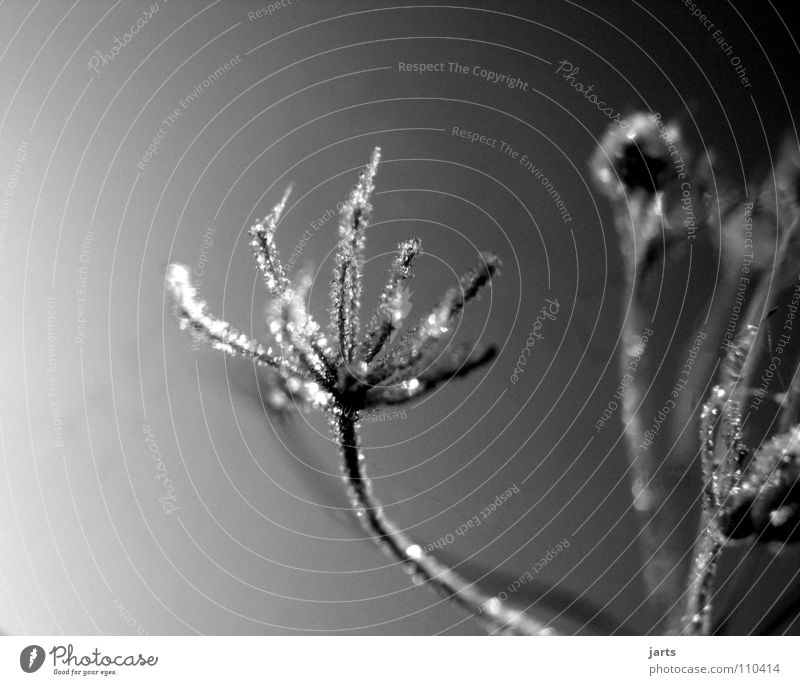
[592, 111, 800, 635]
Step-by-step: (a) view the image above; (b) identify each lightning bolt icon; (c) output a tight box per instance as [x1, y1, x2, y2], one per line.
[28, 647, 37, 668]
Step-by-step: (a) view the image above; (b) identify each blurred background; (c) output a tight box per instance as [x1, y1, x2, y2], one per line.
[0, 0, 798, 635]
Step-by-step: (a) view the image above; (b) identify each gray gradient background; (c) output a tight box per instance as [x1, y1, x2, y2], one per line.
[0, 0, 798, 635]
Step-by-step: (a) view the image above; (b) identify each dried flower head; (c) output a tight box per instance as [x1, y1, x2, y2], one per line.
[167, 149, 553, 635]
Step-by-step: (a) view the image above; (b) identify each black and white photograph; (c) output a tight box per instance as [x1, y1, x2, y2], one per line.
[0, 0, 799, 681]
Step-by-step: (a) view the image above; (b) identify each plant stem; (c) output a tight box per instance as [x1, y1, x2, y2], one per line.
[682, 524, 721, 635]
[335, 409, 554, 635]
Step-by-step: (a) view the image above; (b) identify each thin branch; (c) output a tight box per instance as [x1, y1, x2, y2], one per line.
[365, 345, 496, 407]
[250, 185, 293, 297]
[331, 148, 381, 362]
[335, 409, 554, 635]
[277, 293, 336, 392]
[167, 264, 282, 368]
[682, 537, 722, 635]
[357, 237, 421, 364]
[683, 327, 753, 635]
[369, 252, 499, 385]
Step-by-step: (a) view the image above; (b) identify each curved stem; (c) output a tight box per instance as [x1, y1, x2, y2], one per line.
[681, 526, 721, 635]
[682, 343, 751, 636]
[335, 409, 554, 635]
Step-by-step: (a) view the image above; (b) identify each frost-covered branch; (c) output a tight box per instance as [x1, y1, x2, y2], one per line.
[168, 148, 555, 635]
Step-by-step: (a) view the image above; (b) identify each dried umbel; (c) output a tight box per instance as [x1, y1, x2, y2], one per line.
[168, 149, 553, 635]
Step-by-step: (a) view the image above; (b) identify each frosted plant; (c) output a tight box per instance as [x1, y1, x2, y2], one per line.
[169, 126, 800, 636]
[592, 112, 800, 635]
[168, 149, 554, 635]
[688, 325, 800, 635]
